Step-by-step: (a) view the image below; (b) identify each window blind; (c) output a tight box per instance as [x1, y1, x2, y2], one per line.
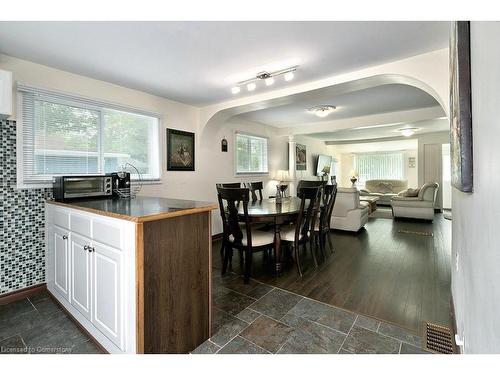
[353, 152, 404, 186]
[235, 133, 268, 174]
[18, 84, 161, 185]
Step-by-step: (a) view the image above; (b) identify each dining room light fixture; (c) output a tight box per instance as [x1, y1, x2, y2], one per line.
[308, 105, 337, 118]
[230, 65, 298, 94]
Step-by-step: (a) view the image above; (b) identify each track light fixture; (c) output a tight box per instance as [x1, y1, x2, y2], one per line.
[230, 65, 298, 94]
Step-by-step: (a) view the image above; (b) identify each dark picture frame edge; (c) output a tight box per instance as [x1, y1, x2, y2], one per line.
[295, 143, 307, 171]
[166, 128, 195, 171]
[450, 21, 473, 193]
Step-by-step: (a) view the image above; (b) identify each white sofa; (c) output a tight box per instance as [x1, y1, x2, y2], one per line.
[360, 179, 408, 205]
[390, 182, 439, 220]
[330, 187, 370, 232]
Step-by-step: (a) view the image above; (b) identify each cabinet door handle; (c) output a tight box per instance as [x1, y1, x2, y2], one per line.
[62, 235, 68, 240]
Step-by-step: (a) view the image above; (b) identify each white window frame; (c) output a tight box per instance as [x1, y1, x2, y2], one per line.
[16, 83, 162, 189]
[233, 131, 269, 177]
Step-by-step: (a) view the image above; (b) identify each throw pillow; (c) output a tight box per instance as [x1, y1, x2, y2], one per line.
[403, 188, 420, 197]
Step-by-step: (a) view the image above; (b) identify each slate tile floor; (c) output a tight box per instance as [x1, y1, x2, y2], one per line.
[0, 291, 101, 354]
[1, 275, 432, 355]
[193, 272, 432, 354]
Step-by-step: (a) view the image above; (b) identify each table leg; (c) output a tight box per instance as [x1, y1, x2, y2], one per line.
[274, 224, 282, 274]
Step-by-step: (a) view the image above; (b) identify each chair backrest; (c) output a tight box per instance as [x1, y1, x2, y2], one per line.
[418, 182, 439, 203]
[245, 181, 263, 201]
[216, 186, 252, 247]
[216, 182, 241, 188]
[320, 184, 338, 231]
[293, 186, 321, 243]
[297, 180, 326, 196]
[332, 187, 360, 217]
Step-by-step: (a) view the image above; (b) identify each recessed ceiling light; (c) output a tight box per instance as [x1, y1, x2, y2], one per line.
[265, 77, 275, 86]
[246, 82, 256, 92]
[284, 71, 294, 81]
[231, 86, 241, 94]
[398, 127, 419, 137]
[308, 105, 337, 118]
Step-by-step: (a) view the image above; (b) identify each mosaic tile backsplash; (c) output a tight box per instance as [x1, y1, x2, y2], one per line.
[1, 119, 53, 294]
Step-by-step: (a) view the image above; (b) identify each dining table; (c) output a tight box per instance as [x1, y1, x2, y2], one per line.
[237, 197, 306, 273]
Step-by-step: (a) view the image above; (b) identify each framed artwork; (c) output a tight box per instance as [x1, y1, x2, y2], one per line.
[296, 143, 307, 171]
[450, 21, 473, 193]
[166, 128, 195, 171]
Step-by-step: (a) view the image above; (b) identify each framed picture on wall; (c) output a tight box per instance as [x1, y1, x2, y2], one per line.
[167, 128, 195, 171]
[295, 144, 307, 170]
[450, 21, 473, 193]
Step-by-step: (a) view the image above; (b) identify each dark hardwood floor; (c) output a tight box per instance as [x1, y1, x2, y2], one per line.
[213, 213, 452, 335]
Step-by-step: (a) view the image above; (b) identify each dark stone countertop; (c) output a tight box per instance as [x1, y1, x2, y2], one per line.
[47, 196, 218, 222]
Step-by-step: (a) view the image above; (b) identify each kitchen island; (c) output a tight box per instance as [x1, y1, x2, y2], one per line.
[45, 196, 217, 354]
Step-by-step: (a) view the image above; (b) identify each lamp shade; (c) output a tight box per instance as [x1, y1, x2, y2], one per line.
[275, 170, 291, 182]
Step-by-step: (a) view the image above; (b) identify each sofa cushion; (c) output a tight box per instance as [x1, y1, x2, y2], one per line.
[403, 188, 420, 197]
[365, 179, 408, 194]
[377, 182, 393, 194]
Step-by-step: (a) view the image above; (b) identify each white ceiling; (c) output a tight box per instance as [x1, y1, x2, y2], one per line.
[328, 139, 419, 153]
[0, 21, 449, 106]
[314, 118, 449, 142]
[236, 84, 440, 127]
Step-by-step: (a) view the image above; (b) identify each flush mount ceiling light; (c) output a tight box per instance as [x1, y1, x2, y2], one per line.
[398, 127, 419, 137]
[230, 66, 298, 94]
[308, 105, 337, 118]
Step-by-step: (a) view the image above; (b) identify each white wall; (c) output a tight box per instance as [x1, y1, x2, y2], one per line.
[452, 22, 500, 353]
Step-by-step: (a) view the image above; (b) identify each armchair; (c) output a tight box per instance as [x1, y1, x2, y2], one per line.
[390, 182, 439, 220]
[330, 187, 369, 232]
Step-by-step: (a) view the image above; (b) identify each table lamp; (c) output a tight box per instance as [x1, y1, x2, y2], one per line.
[275, 170, 291, 202]
[350, 170, 358, 187]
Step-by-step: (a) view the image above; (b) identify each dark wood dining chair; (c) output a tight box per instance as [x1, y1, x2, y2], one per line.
[245, 181, 264, 201]
[280, 186, 321, 276]
[314, 184, 338, 256]
[296, 180, 326, 195]
[216, 182, 241, 188]
[216, 183, 243, 256]
[216, 186, 275, 283]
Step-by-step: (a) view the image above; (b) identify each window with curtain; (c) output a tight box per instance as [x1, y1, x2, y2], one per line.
[235, 133, 268, 174]
[18, 85, 160, 186]
[353, 152, 404, 186]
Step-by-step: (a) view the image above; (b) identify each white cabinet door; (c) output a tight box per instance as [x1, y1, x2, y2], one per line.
[53, 226, 70, 301]
[91, 240, 123, 349]
[70, 233, 92, 320]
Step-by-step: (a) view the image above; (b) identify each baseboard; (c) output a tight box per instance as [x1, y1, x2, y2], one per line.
[450, 292, 461, 354]
[212, 233, 223, 241]
[46, 290, 108, 354]
[0, 283, 47, 305]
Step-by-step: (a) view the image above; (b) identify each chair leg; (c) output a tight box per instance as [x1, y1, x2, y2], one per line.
[222, 244, 231, 275]
[318, 233, 324, 259]
[239, 249, 244, 269]
[327, 231, 334, 254]
[244, 248, 252, 284]
[310, 238, 319, 269]
[293, 244, 303, 277]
